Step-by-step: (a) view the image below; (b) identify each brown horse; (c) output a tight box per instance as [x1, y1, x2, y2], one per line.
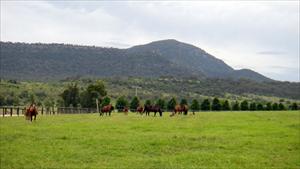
[100, 104, 114, 116]
[123, 107, 129, 115]
[137, 106, 144, 115]
[170, 104, 189, 116]
[143, 105, 163, 117]
[25, 104, 38, 121]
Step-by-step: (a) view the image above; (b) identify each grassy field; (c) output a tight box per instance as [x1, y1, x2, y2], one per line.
[0, 111, 299, 169]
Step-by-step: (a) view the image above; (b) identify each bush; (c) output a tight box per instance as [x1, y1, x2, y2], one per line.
[211, 98, 221, 111]
[190, 99, 200, 112]
[101, 97, 111, 107]
[115, 96, 128, 112]
[256, 103, 264, 110]
[232, 101, 240, 111]
[291, 103, 298, 110]
[201, 99, 210, 111]
[278, 103, 285, 110]
[240, 100, 249, 111]
[130, 97, 140, 111]
[272, 103, 278, 110]
[249, 102, 256, 111]
[222, 100, 230, 111]
[167, 98, 177, 111]
[156, 99, 165, 109]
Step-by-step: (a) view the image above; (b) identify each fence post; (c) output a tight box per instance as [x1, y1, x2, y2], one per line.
[41, 107, 44, 115]
[17, 107, 19, 116]
[2, 107, 4, 117]
[10, 107, 13, 116]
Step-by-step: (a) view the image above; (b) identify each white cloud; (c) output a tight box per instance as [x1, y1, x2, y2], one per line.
[0, 1, 299, 81]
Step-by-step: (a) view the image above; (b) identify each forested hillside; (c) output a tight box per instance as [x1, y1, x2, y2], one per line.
[0, 77, 299, 108]
[1, 40, 271, 81]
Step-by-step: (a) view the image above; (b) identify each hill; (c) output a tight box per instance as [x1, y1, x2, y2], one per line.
[0, 40, 271, 81]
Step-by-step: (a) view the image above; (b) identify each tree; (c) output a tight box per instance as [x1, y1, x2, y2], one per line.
[145, 100, 152, 106]
[211, 98, 221, 111]
[156, 98, 165, 109]
[29, 93, 36, 104]
[130, 97, 140, 111]
[222, 100, 230, 111]
[201, 99, 210, 111]
[272, 103, 278, 110]
[101, 97, 111, 107]
[265, 102, 272, 111]
[190, 99, 200, 113]
[278, 103, 285, 110]
[256, 103, 264, 110]
[232, 101, 240, 111]
[81, 81, 107, 108]
[240, 100, 249, 111]
[167, 97, 177, 111]
[249, 102, 256, 111]
[60, 83, 80, 107]
[0, 95, 5, 106]
[291, 103, 298, 110]
[180, 98, 188, 106]
[115, 96, 128, 112]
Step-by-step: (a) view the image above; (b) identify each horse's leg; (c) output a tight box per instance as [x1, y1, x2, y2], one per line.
[109, 111, 111, 116]
[30, 115, 33, 122]
[154, 111, 156, 117]
[34, 114, 36, 120]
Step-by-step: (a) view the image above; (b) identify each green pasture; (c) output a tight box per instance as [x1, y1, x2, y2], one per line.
[0, 111, 299, 169]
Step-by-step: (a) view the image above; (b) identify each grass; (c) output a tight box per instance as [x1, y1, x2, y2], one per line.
[0, 111, 299, 169]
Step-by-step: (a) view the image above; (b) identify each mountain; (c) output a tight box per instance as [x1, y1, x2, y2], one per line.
[0, 40, 272, 81]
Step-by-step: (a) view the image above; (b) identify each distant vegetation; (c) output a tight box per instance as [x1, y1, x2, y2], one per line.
[0, 78, 299, 111]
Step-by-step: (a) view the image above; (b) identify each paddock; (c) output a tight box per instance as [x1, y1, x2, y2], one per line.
[0, 111, 299, 168]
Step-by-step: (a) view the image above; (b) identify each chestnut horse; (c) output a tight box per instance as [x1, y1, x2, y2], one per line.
[170, 104, 189, 116]
[143, 105, 163, 117]
[25, 104, 38, 121]
[100, 104, 114, 116]
[123, 107, 129, 115]
[137, 106, 144, 115]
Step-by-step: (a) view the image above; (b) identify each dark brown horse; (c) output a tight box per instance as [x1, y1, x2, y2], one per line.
[143, 105, 163, 117]
[170, 104, 189, 116]
[100, 104, 114, 116]
[137, 106, 144, 115]
[25, 104, 38, 121]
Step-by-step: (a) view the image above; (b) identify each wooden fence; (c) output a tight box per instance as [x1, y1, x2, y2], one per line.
[0, 106, 100, 117]
[0, 106, 173, 117]
[57, 107, 97, 114]
[0, 106, 57, 117]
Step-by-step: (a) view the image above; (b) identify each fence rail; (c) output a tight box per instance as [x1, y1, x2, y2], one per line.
[0, 106, 57, 117]
[0, 106, 178, 117]
[57, 107, 97, 114]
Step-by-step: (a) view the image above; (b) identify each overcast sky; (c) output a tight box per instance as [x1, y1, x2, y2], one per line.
[1, 1, 299, 82]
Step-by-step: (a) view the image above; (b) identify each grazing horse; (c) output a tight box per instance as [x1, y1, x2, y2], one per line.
[170, 104, 189, 116]
[100, 104, 114, 116]
[123, 107, 129, 115]
[25, 104, 38, 121]
[143, 105, 163, 117]
[137, 106, 144, 115]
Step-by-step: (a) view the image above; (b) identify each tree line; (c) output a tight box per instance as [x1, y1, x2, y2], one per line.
[59, 81, 299, 112]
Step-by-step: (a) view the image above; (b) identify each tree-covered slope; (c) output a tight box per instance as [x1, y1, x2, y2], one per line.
[1, 40, 271, 81]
